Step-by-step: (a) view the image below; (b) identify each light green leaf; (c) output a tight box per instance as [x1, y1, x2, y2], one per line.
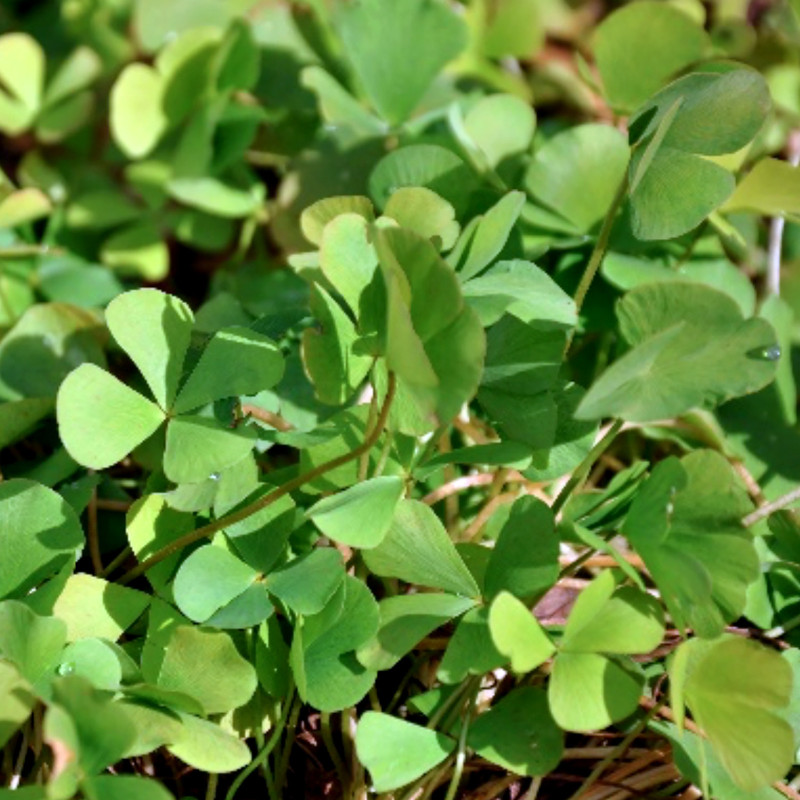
[722, 157, 800, 217]
[106, 288, 193, 410]
[157, 626, 257, 715]
[484, 496, 558, 603]
[593, 2, 709, 111]
[335, 0, 467, 125]
[57, 364, 165, 469]
[163, 415, 257, 484]
[0, 188, 51, 229]
[673, 636, 794, 791]
[356, 593, 475, 671]
[300, 195, 374, 247]
[81, 775, 175, 800]
[42, 46, 101, 108]
[460, 94, 536, 170]
[577, 282, 779, 422]
[58, 639, 124, 691]
[101, 220, 170, 281]
[488, 592, 555, 673]
[526, 124, 628, 233]
[363, 499, 479, 597]
[468, 687, 563, 776]
[0, 480, 83, 601]
[65, 189, 142, 231]
[307, 476, 404, 548]
[167, 177, 262, 218]
[109, 63, 167, 158]
[174, 327, 283, 413]
[356, 712, 455, 792]
[548, 651, 644, 732]
[456, 191, 525, 281]
[52, 574, 150, 642]
[172, 545, 258, 623]
[622, 451, 759, 638]
[0, 33, 44, 127]
[167, 711, 251, 773]
[384, 187, 460, 250]
[0, 661, 35, 748]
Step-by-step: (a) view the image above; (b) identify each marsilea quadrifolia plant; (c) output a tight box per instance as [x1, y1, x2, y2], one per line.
[3, 0, 800, 798]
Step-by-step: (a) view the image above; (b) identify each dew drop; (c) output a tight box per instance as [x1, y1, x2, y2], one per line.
[58, 662, 75, 676]
[761, 345, 782, 361]
[209, 472, 220, 481]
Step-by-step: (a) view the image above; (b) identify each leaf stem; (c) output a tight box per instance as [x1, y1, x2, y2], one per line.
[442, 679, 480, 800]
[320, 712, 350, 797]
[225, 686, 297, 800]
[551, 419, 624, 517]
[571, 174, 628, 317]
[118, 373, 396, 585]
[742, 486, 800, 528]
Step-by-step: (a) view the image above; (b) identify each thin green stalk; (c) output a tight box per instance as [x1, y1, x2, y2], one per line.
[99, 544, 131, 578]
[568, 699, 664, 800]
[320, 712, 350, 796]
[119, 373, 396, 585]
[551, 419, 623, 516]
[225, 687, 297, 800]
[442, 680, 480, 800]
[274, 692, 302, 794]
[205, 773, 218, 800]
[571, 175, 628, 317]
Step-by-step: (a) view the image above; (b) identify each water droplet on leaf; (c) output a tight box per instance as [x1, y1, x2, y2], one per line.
[760, 345, 781, 361]
[209, 472, 220, 481]
[58, 662, 75, 675]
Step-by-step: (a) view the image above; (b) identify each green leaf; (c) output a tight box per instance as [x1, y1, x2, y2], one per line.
[301, 196, 374, 247]
[265, 549, 345, 616]
[526, 124, 628, 233]
[0, 661, 35, 748]
[0, 600, 66, 690]
[0, 34, 44, 133]
[456, 191, 525, 281]
[363, 499, 479, 597]
[57, 364, 165, 469]
[52, 574, 150, 642]
[356, 712, 455, 792]
[173, 327, 283, 413]
[66, 190, 142, 231]
[307, 476, 404, 548]
[548, 651, 644, 732]
[58, 639, 124, 691]
[167, 177, 262, 219]
[577, 282, 779, 422]
[81, 775, 175, 800]
[384, 187, 460, 250]
[356, 593, 475, 671]
[369, 145, 477, 216]
[0, 480, 83, 600]
[157, 626, 257, 715]
[462, 259, 577, 328]
[437, 606, 505, 683]
[722, 157, 800, 217]
[42, 46, 101, 108]
[468, 687, 563, 776]
[559, 571, 664, 654]
[488, 592, 555, 673]
[335, 0, 467, 125]
[459, 94, 536, 171]
[622, 451, 759, 638]
[292, 576, 379, 711]
[629, 147, 734, 241]
[172, 545, 258, 623]
[106, 288, 194, 410]
[593, 2, 709, 111]
[302, 284, 373, 405]
[109, 63, 167, 158]
[0, 188, 51, 229]
[163, 415, 257, 484]
[48, 676, 136, 775]
[126, 495, 195, 596]
[101, 220, 170, 282]
[484, 496, 558, 603]
[672, 636, 794, 791]
[167, 711, 251, 773]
